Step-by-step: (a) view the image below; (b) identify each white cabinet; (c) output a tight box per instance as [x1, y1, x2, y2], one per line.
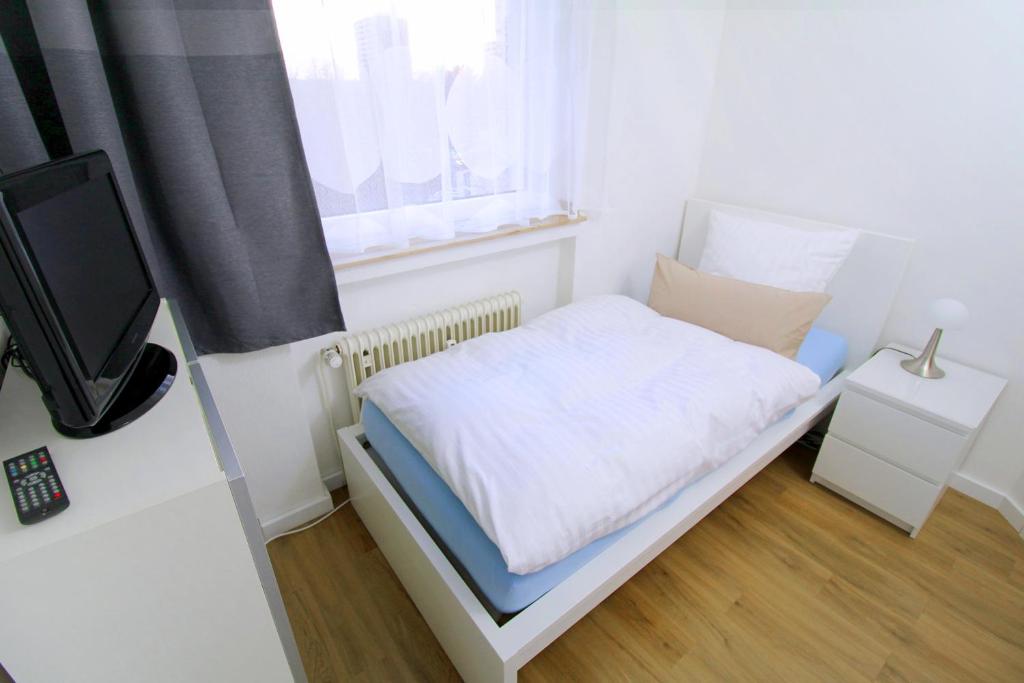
[811, 347, 1006, 537]
[0, 302, 305, 682]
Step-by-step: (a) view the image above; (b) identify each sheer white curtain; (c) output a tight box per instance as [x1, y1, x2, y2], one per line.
[273, 0, 591, 256]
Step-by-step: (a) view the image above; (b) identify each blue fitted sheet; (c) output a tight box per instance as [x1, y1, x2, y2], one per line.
[797, 326, 849, 386]
[362, 327, 847, 615]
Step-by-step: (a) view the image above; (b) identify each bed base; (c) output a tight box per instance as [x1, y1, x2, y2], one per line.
[337, 372, 847, 682]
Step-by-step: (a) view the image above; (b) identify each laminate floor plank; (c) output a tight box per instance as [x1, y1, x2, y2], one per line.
[268, 447, 1024, 681]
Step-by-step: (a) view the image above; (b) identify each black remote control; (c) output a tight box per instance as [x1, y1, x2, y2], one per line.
[4, 447, 69, 524]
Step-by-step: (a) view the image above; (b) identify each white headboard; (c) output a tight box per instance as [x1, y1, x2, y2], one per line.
[678, 199, 913, 367]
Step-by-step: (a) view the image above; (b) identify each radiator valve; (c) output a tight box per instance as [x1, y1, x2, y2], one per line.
[322, 347, 343, 369]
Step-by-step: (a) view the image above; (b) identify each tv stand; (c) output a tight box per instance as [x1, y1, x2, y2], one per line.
[55, 343, 176, 438]
[0, 300, 302, 682]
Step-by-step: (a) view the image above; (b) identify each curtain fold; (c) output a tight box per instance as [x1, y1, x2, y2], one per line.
[274, 0, 592, 256]
[0, 0, 344, 355]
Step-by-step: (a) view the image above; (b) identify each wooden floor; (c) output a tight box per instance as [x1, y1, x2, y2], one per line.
[268, 446, 1024, 682]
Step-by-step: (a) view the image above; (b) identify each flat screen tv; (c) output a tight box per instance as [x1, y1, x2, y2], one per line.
[0, 150, 175, 438]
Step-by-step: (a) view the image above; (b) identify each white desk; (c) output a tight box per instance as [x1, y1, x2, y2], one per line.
[0, 301, 303, 682]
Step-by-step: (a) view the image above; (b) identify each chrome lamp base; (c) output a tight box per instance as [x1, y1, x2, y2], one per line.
[900, 328, 945, 379]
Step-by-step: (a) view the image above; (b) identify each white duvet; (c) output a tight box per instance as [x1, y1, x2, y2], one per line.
[354, 295, 820, 575]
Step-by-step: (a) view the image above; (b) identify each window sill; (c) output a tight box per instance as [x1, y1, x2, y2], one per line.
[332, 213, 587, 286]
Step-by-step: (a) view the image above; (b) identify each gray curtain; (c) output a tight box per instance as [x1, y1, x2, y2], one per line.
[0, 0, 344, 354]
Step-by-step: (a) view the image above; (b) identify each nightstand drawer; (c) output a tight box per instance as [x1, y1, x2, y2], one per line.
[813, 435, 940, 530]
[829, 390, 965, 483]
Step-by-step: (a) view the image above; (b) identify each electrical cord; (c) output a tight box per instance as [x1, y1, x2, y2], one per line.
[796, 429, 825, 451]
[0, 338, 7, 390]
[3, 343, 36, 379]
[264, 497, 351, 544]
[873, 345, 914, 358]
[1, 336, 35, 387]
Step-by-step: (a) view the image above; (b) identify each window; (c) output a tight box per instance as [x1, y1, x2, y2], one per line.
[273, 0, 590, 257]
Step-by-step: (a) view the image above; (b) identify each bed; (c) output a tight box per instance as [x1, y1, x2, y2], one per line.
[335, 199, 913, 681]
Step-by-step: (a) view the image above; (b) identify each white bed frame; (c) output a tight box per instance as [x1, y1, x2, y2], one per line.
[336, 200, 913, 682]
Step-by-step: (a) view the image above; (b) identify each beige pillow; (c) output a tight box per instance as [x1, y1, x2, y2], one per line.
[647, 254, 831, 359]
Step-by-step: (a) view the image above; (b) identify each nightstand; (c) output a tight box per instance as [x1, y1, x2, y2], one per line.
[811, 347, 1006, 537]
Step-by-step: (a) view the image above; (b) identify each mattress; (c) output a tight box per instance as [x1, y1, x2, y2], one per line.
[361, 325, 847, 616]
[796, 327, 848, 386]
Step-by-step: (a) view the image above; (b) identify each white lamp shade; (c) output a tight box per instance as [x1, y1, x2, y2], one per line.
[928, 298, 969, 330]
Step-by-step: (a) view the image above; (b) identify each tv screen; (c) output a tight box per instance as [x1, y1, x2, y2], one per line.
[17, 175, 152, 380]
[0, 151, 167, 437]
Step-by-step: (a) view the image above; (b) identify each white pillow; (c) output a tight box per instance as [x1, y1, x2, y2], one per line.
[698, 210, 858, 293]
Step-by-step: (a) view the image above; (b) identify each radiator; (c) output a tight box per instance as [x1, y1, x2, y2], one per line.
[324, 292, 522, 423]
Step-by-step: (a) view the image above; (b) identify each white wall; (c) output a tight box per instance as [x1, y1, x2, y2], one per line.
[200, 344, 334, 533]
[574, 3, 726, 302]
[696, 1, 1024, 498]
[200, 2, 727, 529]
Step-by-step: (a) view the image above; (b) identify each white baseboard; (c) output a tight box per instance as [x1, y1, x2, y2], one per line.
[323, 467, 347, 491]
[949, 471, 1024, 536]
[260, 491, 334, 539]
[948, 471, 1005, 508]
[260, 468, 346, 539]
[998, 495, 1024, 533]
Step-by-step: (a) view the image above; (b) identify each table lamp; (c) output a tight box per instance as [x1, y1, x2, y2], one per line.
[900, 298, 969, 379]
